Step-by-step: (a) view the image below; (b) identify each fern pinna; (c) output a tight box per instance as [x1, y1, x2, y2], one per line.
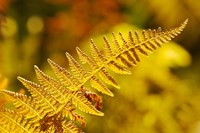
[0, 19, 187, 133]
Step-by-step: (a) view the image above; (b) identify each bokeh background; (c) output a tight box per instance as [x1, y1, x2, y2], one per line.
[0, 0, 200, 133]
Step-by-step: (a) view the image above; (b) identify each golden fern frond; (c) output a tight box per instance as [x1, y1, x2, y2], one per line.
[35, 60, 101, 116]
[36, 59, 102, 117]
[0, 108, 39, 133]
[1, 90, 43, 123]
[122, 20, 188, 64]
[70, 19, 187, 92]
[0, 20, 187, 132]
[46, 19, 187, 116]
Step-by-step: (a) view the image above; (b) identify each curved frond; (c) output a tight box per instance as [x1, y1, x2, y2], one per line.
[69, 20, 187, 93]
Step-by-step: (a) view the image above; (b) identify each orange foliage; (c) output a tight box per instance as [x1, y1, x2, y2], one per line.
[46, 0, 123, 40]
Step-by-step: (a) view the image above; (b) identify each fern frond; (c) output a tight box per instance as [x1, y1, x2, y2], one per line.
[40, 59, 103, 117]
[0, 20, 187, 132]
[0, 108, 39, 133]
[123, 20, 188, 64]
[48, 19, 188, 100]
[47, 59, 104, 116]
[67, 19, 187, 93]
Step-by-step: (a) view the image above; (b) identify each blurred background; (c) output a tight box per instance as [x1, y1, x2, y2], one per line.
[0, 0, 200, 133]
